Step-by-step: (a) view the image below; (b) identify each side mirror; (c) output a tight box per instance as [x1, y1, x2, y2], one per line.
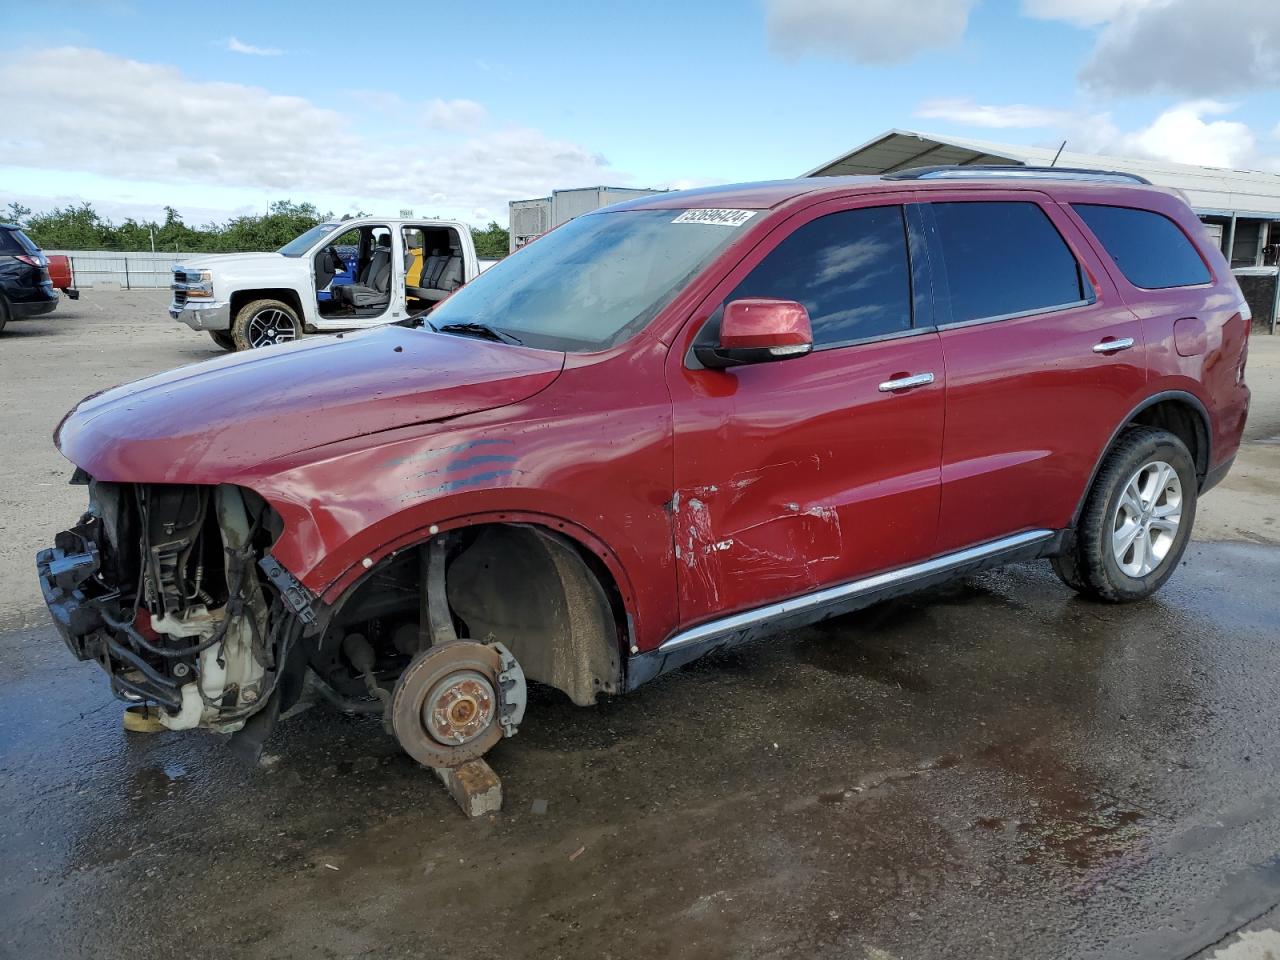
[694, 298, 814, 369]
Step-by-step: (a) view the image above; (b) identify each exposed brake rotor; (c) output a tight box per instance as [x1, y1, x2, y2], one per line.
[389, 640, 526, 768]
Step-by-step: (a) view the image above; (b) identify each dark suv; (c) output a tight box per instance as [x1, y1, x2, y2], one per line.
[0, 223, 58, 331]
[37, 167, 1250, 769]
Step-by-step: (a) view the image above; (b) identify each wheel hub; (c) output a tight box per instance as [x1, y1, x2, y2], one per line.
[390, 641, 526, 768]
[423, 670, 495, 745]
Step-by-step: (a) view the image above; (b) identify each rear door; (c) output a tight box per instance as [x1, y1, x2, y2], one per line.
[920, 190, 1148, 552]
[666, 195, 946, 626]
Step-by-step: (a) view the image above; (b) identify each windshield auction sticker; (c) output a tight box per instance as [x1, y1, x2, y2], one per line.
[672, 209, 758, 227]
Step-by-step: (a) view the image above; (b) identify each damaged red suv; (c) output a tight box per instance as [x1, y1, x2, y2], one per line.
[37, 168, 1250, 766]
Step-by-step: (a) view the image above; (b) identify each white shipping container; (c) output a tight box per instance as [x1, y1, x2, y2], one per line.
[551, 187, 665, 226]
[509, 197, 552, 253]
[509, 187, 668, 253]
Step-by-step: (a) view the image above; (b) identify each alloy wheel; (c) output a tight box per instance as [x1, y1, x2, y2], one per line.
[1111, 459, 1182, 578]
[246, 307, 297, 348]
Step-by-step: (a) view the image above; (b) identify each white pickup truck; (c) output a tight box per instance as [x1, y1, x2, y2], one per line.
[169, 217, 489, 350]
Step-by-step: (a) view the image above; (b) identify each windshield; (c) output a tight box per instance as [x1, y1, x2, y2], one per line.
[427, 208, 752, 351]
[278, 223, 339, 257]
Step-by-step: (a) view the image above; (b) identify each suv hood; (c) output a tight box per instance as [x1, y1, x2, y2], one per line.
[56, 327, 565, 483]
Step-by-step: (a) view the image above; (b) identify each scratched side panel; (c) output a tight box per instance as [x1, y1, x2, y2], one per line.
[666, 335, 946, 629]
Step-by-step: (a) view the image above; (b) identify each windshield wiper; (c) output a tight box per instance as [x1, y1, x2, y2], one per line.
[436, 321, 523, 345]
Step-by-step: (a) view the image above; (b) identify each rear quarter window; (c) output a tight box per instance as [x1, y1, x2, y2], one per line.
[0, 230, 25, 255]
[1072, 203, 1211, 289]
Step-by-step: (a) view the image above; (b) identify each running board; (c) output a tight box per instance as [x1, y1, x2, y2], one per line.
[626, 529, 1059, 691]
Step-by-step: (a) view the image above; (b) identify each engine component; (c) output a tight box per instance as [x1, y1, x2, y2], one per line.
[389, 640, 526, 768]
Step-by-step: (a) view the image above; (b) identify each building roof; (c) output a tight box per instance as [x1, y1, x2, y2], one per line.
[805, 129, 1280, 219]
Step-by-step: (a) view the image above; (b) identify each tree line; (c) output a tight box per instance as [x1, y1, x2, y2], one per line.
[4, 200, 511, 259]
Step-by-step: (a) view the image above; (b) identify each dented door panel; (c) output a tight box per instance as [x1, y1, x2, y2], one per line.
[668, 333, 945, 625]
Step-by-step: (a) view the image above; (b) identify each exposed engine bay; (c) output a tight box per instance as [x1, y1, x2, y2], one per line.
[37, 479, 297, 734]
[35, 478, 621, 765]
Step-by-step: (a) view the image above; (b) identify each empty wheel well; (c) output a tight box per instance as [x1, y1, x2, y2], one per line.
[1127, 397, 1209, 480]
[230, 289, 304, 322]
[316, 523, 626, 707]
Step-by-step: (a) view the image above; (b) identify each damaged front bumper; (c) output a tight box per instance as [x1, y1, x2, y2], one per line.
[36, 479, 311, 734]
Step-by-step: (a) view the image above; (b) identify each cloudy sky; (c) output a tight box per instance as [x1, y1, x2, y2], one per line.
[2, 0, 1277, 227]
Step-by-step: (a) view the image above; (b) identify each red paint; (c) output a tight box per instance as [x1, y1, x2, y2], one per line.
[46, 254, 73, 290]
[720, 299, 812, 349]
[53, 176, 1251, 657]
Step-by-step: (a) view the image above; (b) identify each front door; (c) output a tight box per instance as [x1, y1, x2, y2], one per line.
[919, 191, 1149, 552]
[666, 198, 946, 627]
[314, 223, 396, 328]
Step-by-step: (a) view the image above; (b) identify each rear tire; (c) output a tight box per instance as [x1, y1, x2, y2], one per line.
[231, 298, 302, 351]
[1053, 426, 1197, 602]
[209, 330, 235, 351]
[0, 295, 9, 334]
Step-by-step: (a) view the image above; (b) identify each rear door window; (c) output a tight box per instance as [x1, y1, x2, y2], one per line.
[725, 205, 913, 347]
[929, 201, 1088, 325]
[1072, 203, 1211, 289]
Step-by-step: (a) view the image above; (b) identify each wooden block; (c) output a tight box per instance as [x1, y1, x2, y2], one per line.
[433, 759, 502, 818]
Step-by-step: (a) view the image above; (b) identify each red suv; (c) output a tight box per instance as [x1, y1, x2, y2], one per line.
[37, 168, 1250, 767]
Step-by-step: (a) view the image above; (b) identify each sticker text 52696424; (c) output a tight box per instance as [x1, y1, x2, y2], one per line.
[671, 209, 758, 227]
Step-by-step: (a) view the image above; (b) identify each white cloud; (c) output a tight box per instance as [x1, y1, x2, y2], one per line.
[764, 0, 975, 65]
[425, 98, 487, 131]
[1080, 0, 1280, 96]
[1020, 0, 1153, 27]
[1116, 100, 1258, 168]
[0, 48, 621, 224]
[911, 96, 1276, 170]
[224, 36, 282, 56]
[915, 98, 1076, 129]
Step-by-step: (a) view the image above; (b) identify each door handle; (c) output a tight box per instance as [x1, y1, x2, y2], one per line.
[878, 372, 935, 393]
[1092, 337, 1135, 354]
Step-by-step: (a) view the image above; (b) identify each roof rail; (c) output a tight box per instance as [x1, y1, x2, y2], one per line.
[884, 164, 1152, 185]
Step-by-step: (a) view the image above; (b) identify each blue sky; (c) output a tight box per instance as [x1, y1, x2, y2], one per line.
[2, 0, 1277, 227]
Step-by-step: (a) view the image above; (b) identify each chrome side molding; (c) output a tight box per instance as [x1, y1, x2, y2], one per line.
[658, 529, 1055, 655]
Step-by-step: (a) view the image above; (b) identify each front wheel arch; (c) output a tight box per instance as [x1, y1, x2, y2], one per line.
[315, 521, 631, 707]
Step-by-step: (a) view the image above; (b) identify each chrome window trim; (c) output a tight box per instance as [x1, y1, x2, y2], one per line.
[809, 322, 935, 354]
[933, 297, 1096, 332]
[657, 529, 1055, 654]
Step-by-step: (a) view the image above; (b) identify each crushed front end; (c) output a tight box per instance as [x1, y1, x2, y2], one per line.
[36, 477, 310, 733]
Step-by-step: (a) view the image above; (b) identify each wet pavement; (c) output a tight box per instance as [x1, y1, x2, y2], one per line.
[3, 540, 1279, 959]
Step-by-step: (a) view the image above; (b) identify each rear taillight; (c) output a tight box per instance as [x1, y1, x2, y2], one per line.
[16, 254, 40, 266]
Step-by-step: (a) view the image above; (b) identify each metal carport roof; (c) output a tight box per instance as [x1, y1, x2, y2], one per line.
[805, 129, 1280, 219]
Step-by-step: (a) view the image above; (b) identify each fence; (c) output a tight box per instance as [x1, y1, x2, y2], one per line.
[46, 250, 204, 289]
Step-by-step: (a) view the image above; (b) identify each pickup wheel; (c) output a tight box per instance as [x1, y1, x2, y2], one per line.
[208, 330, 235, 351]
[232, 298, 302, 351]
[1053, 426, 1197, 602]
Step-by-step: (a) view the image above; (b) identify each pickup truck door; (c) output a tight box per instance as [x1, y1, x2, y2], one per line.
[665, 196, 945, 628]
